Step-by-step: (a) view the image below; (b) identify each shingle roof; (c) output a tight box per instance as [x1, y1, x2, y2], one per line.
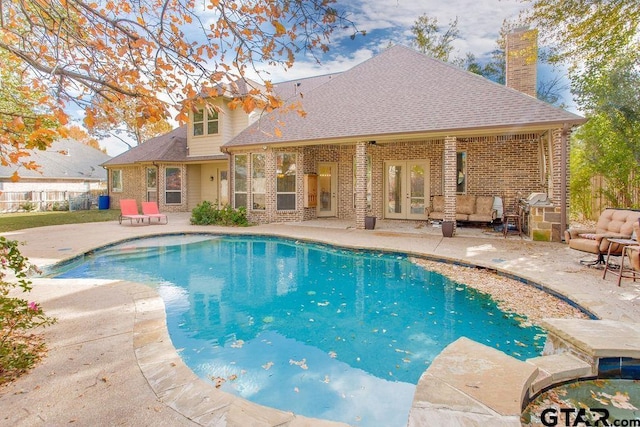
[224, 45, 585, 148]
[272, 73, 340, 102]
[101, 126, 227, 166]
[0, 138, 111, 181]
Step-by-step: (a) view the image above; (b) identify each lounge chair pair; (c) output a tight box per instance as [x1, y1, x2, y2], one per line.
[119, 199, 168, 225]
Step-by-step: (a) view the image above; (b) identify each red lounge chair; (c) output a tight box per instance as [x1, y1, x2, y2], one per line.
[119, 199, 150, 225]
[142, 201, 168, 224]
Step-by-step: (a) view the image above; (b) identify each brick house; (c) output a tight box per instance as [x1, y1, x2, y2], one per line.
[103, 32, 585, 241]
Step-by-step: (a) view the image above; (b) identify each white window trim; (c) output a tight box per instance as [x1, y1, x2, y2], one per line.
[165, 167, 182, 205]
[192, 106, 220, 137]
[251, 153, 266, 211]
[276, 153, 297, 211]
[234, 154, 248, 208]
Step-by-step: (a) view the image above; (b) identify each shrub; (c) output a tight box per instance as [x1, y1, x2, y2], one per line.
[51, 201, 69, 211]
[190, 201, 249, 226]
[0, 237, 56, 385]
[19, 201, 36, 212]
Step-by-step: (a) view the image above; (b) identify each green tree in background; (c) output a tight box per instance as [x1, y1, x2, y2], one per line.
[411, 15, 460, 62]
[520, 0, 640, 218]
[569, 54, 640, 214]
[520, 0, 640, 72]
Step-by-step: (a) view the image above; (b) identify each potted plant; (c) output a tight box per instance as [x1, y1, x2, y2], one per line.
[365, 215, 376, 230]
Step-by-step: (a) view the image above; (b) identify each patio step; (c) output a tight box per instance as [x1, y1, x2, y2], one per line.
[526, 353, 593, 396]
[408, 337, 538, 427]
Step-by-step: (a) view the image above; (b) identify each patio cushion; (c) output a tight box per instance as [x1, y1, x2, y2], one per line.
[475, 196, 495, 214]
[595, 209, 638, 237]
[468, 196, 497, 223]
[432, 196, 444, 213]
[578, 233, 597, 240]
[456, 195, 476, 216]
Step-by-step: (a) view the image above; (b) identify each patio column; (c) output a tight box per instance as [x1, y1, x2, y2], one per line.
[265, 149, 276, 223]
[444, 136, 457, 234]
[355, 141, 367, 229]
[552, 125, 571, 241]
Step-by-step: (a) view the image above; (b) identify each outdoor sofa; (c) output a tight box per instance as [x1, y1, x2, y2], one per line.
[427, 195, 497, 224]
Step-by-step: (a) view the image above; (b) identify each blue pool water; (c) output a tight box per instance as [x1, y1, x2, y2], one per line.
[51, 234, 547, 426]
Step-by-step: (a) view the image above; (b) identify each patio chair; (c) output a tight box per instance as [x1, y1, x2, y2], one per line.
[565, 208, 640, 267]
[119, 199, 150, 225]
[502, 196, 522, 238]
[142, 201, 168, 224]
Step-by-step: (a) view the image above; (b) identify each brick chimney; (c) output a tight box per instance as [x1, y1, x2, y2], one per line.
[505, 28, 538, 98]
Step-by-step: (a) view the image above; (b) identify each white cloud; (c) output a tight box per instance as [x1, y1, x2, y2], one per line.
[253, 0, 528, 84]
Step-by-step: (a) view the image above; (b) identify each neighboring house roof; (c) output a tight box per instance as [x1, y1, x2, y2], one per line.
[0, 138, 111, 181]
[102, 126, 227, 167]
[224, 45, 586, 148]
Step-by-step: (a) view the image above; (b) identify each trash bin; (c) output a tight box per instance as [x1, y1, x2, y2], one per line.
[98, 195, 110, 210]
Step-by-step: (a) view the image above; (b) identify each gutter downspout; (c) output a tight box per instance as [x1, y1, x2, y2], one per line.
[152, 162, 159, 203]
[561, 123, 569, 241]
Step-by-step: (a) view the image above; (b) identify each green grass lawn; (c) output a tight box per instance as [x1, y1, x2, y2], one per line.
[0, 209, 121, 232]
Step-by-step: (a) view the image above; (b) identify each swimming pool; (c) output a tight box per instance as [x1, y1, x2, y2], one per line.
[51, 234, 547, 426]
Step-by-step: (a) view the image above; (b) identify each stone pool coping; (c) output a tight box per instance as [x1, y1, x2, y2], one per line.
[408, 318, 640, 426]
[2, 214, 640, 426]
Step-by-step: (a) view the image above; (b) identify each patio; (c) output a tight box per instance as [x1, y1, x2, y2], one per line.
[1, 213, 639, 426]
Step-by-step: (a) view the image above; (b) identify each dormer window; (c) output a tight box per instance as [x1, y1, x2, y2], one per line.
[192, 106, 219, 136]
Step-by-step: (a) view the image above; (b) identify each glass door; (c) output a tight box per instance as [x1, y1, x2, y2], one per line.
[386, 162, 404, 219]
[408, 160, 428, 219]
[317, 162, 337, 217]
[385, 160, 429, 220]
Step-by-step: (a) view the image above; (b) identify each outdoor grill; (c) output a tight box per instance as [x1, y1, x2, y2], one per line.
[519, 192, 552, 214]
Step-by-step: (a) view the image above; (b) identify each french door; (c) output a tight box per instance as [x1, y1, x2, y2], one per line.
[317, 162, 337, 217]
[385, 160, 429, 220]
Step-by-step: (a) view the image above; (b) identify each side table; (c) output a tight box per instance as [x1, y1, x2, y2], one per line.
[602, 238, 640, 286]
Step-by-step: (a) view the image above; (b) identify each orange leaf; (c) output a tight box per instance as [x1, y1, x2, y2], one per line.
[84, 112, 95, 128]
[243, 97, 256, 114]
[272, 21, 286, 36]
[12, 116, 25, 131]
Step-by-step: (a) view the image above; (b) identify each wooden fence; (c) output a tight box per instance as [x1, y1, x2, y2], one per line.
[0, 190, 104, 212]
[574, 175, 640, 221]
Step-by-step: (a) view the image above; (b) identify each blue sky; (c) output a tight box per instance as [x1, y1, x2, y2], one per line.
[257, 0, 528, 82]
[101, 0, 574, 156]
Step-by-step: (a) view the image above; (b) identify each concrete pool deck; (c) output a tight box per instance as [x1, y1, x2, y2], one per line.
[1, 213, 640, 426]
